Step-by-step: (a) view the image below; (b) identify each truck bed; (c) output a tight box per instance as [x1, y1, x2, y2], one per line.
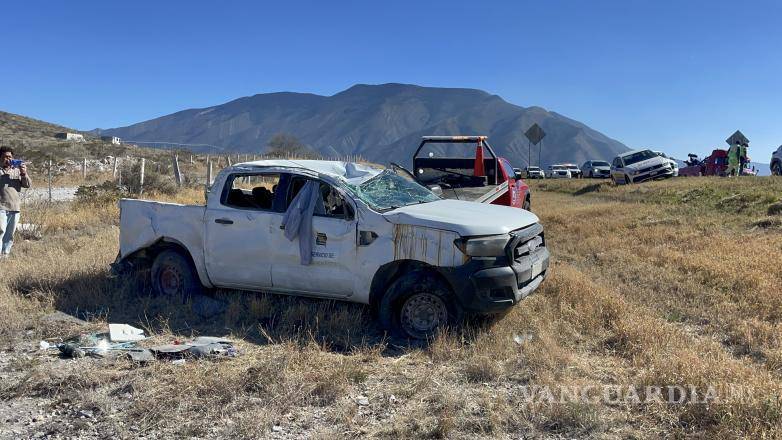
[119, 199, 206, 262]
[438, 181, 509, 204]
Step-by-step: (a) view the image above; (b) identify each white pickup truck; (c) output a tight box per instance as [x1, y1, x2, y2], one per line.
[115, 160, 549, 339]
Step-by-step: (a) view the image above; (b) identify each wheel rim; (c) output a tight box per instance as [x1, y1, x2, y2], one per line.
[400, 293, 448, 338]
[159, 266, 183, 296]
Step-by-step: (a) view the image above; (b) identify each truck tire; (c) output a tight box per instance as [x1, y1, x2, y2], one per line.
[773, 162, 782, 176]
[151, 250, 202, 302]
[523, 197, 531, 211]
[379, 270, 461, 340]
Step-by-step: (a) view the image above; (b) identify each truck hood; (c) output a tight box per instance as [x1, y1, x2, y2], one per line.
[382, 199, 539, 236]
[625, 157, 667, 172]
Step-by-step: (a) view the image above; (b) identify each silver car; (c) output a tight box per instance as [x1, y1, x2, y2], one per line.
[581, 160, 611, 178]
[610, 149, 675, 184]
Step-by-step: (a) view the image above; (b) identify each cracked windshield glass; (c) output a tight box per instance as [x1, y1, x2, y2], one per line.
[347, 169, 440, 211]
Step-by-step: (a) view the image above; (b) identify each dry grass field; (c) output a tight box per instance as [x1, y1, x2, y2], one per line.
[1, 176, 782, 439]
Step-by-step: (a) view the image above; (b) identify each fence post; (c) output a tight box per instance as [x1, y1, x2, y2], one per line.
[173, 154, 183, 187]
[48, 158, 52, 203]
[112, 156, 119, 180]
[190, 154, 194, 164]
[82, 158, 87, 180]
[139, 158, 146, 195]
[226, 155, 233, 166]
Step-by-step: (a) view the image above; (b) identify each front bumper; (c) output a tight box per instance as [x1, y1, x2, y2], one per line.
[440, 226, 550, 314]
[630, 168, 674, 183]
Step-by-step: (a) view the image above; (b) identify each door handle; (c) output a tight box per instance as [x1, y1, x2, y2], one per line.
[215, 218, 234, 225]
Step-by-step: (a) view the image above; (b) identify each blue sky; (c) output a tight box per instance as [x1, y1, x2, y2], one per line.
[1, 0, 780, 160]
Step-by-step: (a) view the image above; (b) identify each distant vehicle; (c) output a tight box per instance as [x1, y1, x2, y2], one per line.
[679, 149, 728, 177]
[394, 136, 532, 211]
[581, 160, 611, 178]
[653, 151, 679, 177]
[546, 165, 572, 179]
[518, 166, 545, 179]
[772, 145, 782, 176]
[562, 164, 583, 179]
[610, 149, 675, 184]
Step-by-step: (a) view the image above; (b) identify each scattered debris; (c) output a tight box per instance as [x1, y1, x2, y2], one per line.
[40, 322, 237, 363]
[108, 324, 146, 342]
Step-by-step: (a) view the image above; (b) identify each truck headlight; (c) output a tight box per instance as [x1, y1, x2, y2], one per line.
[454, 235, 510, 257]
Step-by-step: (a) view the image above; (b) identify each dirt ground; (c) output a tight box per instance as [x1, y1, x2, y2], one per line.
[1, 177, 782, 439]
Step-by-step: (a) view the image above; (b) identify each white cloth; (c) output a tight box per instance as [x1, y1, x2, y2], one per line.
[281, 180, 320, 265]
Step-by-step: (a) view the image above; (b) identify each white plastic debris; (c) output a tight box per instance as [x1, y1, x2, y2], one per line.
[39, 341, 51, 350]
[109, 324, 146, 342]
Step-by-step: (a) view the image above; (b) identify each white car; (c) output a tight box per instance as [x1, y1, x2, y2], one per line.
[562, 164, 583, 179]
[653, 151, 679, 177]
[610, 150, 675, 184]
[546, 165, 572, 179]
[771, 145, 782, 176]
[115, 160, 550, 339]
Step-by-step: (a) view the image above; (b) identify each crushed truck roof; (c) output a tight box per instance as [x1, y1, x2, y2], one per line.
[232, 159, 382, 185]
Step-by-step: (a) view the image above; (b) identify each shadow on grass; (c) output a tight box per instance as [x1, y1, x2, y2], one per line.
[9, 268, 474, 356]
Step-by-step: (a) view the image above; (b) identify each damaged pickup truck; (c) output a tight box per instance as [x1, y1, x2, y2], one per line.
[115, 160, 549, 339]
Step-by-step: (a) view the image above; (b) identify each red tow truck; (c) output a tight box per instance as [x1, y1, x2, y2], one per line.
[680, 149, 756, 177]
[392, 136, 532, 211]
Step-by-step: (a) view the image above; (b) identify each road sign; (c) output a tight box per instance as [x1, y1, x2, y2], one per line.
[525, 124, 546, 145]
[726, 130, 749, 146]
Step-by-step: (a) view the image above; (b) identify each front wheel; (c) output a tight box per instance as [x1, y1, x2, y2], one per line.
[379, 271, 461, 340]
[151, 250, 202, 301]
[773, 162, 782, 176]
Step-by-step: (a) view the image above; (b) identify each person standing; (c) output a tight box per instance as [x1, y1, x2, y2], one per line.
[726, 142, 740, 176]
[0, 146, 31, 258]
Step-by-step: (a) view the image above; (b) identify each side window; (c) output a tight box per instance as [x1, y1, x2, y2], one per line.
[286, 176, 354, 220]
[222, 173, 281, 211]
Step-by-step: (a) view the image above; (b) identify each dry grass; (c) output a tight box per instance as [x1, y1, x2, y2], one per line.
[1, 176, 782, 438]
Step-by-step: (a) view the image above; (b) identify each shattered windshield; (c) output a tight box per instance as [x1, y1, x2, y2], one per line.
[346, 169, 440, 211]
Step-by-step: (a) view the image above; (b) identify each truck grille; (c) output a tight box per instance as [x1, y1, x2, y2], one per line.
[507, 223, 545, 261]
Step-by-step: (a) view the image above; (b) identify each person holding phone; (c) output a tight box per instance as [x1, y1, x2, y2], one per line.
[0, 146, 31, 258]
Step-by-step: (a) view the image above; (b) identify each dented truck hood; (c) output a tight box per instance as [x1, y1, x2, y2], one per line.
[381, 199, 539, 236]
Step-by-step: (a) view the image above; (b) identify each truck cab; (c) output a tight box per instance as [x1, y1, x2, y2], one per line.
[116, 160, 550, 340]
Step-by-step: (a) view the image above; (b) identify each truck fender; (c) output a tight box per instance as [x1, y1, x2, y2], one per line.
[120, 238, 214, 289]
[368, 259, 454, 314]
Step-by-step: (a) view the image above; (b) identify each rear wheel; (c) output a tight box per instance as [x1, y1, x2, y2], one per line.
[151, 250, 202, 301]
[773, 162, 782, 176]
[379, 270, 461, 340]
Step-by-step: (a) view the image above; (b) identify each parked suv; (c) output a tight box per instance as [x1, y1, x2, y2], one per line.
[581, 160, 611, 178]
[610, 149, 675, 184]
[519, 166, 545, 179]
[772, 145, 782, 176]
[563, 164, 583, 179]
[546, 165, 571, 179]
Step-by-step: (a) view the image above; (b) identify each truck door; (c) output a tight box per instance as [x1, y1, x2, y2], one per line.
[267, 175, 357, 298]
[204, 172, 280, 289]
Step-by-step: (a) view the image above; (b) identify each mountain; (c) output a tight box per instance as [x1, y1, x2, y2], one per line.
[0, 110, 82, 147]
[95, 83, 630, 167]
